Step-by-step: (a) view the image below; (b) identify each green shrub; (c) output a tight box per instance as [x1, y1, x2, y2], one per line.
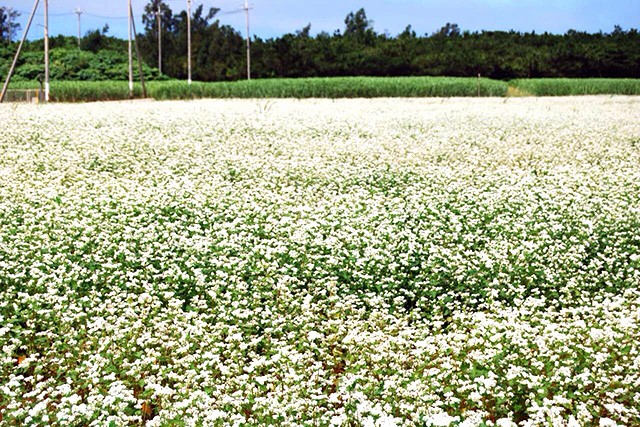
[9, 77, 509, 102]
[510, 78, 640, 96]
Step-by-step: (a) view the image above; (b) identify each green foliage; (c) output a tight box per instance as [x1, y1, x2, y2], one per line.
[0, 6, 20, 42]
[249, 23, 640, 80]
[9, 77, 640, 102]
[9, 80, 145, 102]
[511, 78, 640, 96]
[9, 77, 508, 101]
[0, 5, 639, 85]
[1, 37, 163, 83]
[149, 76, 508, 99]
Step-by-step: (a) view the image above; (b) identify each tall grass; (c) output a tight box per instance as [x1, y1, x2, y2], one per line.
[9, 77, 507, 102]
[148, 77, 508, 99]
[7, 81, 143, 102]
[9, 77, 640, 102]
[510, 78, 640, 96]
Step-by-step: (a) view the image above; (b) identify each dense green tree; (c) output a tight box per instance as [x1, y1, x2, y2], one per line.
[1, 7, 639, 82]
[344, 8, 376, 44]
[0, 6, 20, 42]
[81, 25, 114, 53]
[433, 23, 461, 38]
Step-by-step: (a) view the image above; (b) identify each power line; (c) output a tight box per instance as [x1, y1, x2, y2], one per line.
[84, 13, 129, 20]
[15, 9, 73, 17]
[219, 9, 244, 16]
[15, 5, 245, 21]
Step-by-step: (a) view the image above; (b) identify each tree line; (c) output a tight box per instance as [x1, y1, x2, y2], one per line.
[1, 3, 639, 82]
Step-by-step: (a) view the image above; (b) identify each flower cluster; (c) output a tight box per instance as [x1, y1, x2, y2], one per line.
[0, 97, 639, 426]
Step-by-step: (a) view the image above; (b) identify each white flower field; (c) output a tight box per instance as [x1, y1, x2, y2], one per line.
[1, 97, 639, 426]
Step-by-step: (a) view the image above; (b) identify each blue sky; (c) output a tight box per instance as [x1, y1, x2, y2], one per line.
[2, 0, 638, 41]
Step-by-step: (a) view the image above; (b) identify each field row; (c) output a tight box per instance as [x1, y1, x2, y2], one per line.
[6, 77, 640, 102]
[1, 97, 639, 426]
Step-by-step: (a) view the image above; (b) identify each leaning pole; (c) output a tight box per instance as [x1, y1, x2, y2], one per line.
[0, 0, 41, 103]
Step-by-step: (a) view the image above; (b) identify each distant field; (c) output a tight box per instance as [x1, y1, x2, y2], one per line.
[1, 97, 639, 426]
[8, 77, 508, 101]
[510, 78, 640, 96]
[7, 77, 640, 102]
[148, 77, 509, 100]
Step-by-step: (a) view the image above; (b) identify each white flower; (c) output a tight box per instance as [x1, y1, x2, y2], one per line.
[599, 418, 619, 427]
[496, 419, 517, 427]
[376, 415, 400, 426]
[138, 292, 152, 305]
[308, 330, 323, 341]
[428, 412, 459, 426]
[2, 97, 639, 426]
[567, 416, 580, 427]
[331, 414, 347, 425]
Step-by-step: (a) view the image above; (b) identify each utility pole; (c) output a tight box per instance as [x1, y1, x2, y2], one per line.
[1, 0, 40, 103]
[243, 0, 253, 80]
[44, 0, 50, 101]
[156, 3, 162, 74]
[128, 0, 134, 97]
[75, 7, 83, 49]
[130, 2, 148, 98]
[187, 0, 192, 84]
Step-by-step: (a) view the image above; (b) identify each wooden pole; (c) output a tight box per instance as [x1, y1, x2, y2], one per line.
[187, 0, 192, 84]
[75, 7, 83, 49]
[130, 3, 148, 98]
[157, 4, 162, 74]
[44, 0, 50, 101]
[0, 0, 41, 103]
[244, 0, 251, 80]
[128, 0, 134, 98]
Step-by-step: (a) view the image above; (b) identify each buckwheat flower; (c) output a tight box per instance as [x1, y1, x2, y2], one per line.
[458, 411, 485, 427]
[67, 394, 81, 405]
[146, 416, 163, 427]
[308, 330, 323, 341]
[427, 412, 459, 426]
[2, 97, 640, 425]
[331, 414, 347, 425]
[567, 416, 580, 427]
[599, 418, 620, 427]
[496, 419, 517, 427]
[362, 416, 376, 427]
[138, 292, 152, 305]
[377, 415, 401, 426]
